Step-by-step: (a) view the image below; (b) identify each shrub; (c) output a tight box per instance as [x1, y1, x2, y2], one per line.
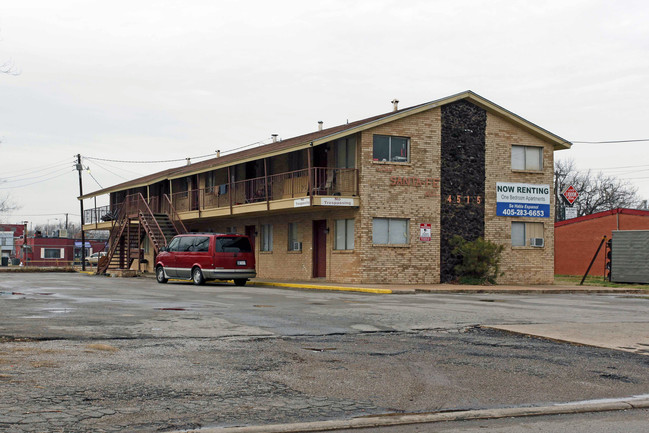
[449, 235, 504, 284]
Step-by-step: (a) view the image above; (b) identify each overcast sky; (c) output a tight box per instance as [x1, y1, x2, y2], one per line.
[1, 0, 648, 226]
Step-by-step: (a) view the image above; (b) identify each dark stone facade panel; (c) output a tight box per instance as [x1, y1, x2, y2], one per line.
[440, 101, 486, 282]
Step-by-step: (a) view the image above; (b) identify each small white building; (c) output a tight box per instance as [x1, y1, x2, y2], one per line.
[0, 231, 14, 259]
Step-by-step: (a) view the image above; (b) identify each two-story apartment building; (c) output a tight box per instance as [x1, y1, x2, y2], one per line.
[80, 91, 570, 284]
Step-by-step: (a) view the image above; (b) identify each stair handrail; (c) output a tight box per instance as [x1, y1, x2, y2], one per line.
[96, 204, 128, 274]
[163, 193, 188, 234]
[135, 193, 168, 253]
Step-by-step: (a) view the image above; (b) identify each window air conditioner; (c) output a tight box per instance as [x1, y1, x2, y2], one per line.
[293, 242, 302, 251]
[530, 238, 544, 248]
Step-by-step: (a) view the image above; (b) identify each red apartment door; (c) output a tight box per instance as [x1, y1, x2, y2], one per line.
[245, 225, 256, 251]
[312, 220, 327, 278]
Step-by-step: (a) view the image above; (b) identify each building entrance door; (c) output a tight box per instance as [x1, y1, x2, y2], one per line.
[312, 220, 327, 278]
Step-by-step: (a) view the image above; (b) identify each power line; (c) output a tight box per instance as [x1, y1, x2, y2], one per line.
[82, 139, 271, 165]
[87, 170, 103, 189]
[0, 158, 71, 177]
[0, 161, 72, 180]
[83, 157, 143, 176]
[571, 138, 649, 144]
[86, 159, 129, 180]
[0, 166, 73, 184]
[0, 170, 74, 190]
[84, 153, 216, 164]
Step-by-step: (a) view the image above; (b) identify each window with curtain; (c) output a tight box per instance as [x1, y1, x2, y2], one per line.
[373, 135, 409, 163]
[336, 137, 356, 169]
[334, 219, 355, 250]
[511, 221, 544, 247]
[511, 145, 543, 171]
[287, 223, 300, 251]
[260, 224, 273, 252]
[372, 218, 408, 245]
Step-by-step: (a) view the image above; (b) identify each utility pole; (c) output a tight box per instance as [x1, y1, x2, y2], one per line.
[76, 154, 86, 271]
[65, 213, 69, 230]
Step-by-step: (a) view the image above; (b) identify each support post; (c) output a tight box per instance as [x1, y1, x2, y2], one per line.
[308, 144, 313, 206]
[76, 154, 86, 271]
[264, 158, 270, 211]
[228, 166, 233, 215]
[580, 235, 607, 285]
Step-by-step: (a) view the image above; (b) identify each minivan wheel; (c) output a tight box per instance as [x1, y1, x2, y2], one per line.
[234, 278, 247, 287]
[192, 267, 205, 285]
[156, 266, 168, 284]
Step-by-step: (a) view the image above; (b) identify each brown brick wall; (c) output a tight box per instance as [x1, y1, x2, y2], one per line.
[187, 208, 361, 283]
[357, 108, 442, 284]
[138, 103, 559, 286]
[484, 113, 555, 284]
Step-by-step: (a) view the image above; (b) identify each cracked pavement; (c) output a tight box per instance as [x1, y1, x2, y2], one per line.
[1, 273, 649, 432]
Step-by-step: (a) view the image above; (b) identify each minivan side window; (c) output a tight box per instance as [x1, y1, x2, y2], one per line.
[178, 237, 195, 252]
[193, 236, 210, 252]
[215, 237, 252, 253]
[168, 237, 181, 252]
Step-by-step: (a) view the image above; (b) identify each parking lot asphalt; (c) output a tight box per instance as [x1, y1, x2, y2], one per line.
[1, 272, 649, 432]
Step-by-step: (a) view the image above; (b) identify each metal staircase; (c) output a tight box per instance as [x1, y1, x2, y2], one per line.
[96, 193, 186, 275]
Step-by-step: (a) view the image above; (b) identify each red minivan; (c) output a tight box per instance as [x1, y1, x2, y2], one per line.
[155, 233, 256, 286]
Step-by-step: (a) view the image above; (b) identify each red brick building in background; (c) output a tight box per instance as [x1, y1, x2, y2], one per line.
[554, 208, 649, 276]
[15, 237, 106, 267]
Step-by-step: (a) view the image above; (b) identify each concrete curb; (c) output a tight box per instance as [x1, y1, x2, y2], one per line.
[179, 397, 649, 433]
[248, 281, 394, 294]
[415, 288, 649, 294]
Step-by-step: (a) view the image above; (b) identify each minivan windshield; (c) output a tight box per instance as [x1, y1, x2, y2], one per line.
[215, 237, 252, 253]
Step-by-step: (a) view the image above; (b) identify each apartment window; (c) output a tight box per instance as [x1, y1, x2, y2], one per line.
[335, 219, 355, 250]
[177, 177, 189, 198]
[511, 145, 543, 171]
[288, 150, 305, 172]
[225, 226, 237, 234]
[43, 248, 62, 259]
[372, 218, 409, 245]
[336, 137, 356, 169]
[205, 171, 217, 193]
[287, 223, 301, 251]
[260, 224, 273, 252]
[373, 135, 409, 163]
[511, 222, 544, 247]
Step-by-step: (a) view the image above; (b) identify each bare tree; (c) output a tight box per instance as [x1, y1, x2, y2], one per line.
[555, 159, 641, 221]
[0, 194, 19, 221]
[1, 59, 19, 74]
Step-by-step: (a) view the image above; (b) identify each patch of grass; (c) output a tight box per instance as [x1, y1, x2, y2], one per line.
[555, 274, 649, 290]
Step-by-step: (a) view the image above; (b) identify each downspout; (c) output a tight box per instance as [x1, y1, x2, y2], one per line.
[169, 180, 173, 209]
[228, 166, 233, 215]
[308, 143, 313, 206]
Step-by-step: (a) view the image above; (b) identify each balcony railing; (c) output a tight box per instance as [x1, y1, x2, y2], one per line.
[84, 204, 120, 225]
[84, 167, 358, 221]
[169, 167, 357, 213]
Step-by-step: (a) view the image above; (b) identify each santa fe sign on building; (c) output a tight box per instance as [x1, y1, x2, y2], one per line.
[562, 185, 578, 205]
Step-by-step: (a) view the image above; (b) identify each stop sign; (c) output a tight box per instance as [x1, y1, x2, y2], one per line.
[562, 185, 578, 205]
